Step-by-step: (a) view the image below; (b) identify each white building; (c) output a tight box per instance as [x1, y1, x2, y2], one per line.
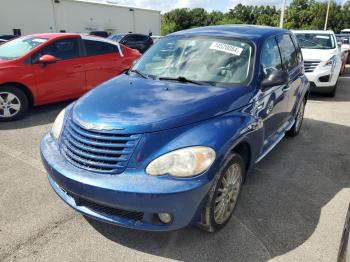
[0, 0, 161, 36]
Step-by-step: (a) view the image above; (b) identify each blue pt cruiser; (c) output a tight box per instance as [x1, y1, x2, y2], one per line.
[41, 25, 309, 232]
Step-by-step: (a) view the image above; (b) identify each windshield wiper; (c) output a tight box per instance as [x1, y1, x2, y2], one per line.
[158, 76, 207, 86]
[129, 69, 149, 79]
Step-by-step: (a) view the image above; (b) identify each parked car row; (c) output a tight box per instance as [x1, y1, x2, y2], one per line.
[0, 25, 348, 234]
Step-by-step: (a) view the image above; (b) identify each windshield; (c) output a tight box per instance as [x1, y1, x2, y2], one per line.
[132, 36, 254, 86]
[295, 33, 336, 49]
[0, 36, 48, 60]
[108, 34, 125, 42]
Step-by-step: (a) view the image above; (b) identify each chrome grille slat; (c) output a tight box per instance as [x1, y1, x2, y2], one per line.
[66, 127, 137, 148]
[60, 118, 141, 173]
[62, 146, 124, 169]
[304, 60, 321, 73]
[63, 141, 128, 162]
[63, 133, 132, 155]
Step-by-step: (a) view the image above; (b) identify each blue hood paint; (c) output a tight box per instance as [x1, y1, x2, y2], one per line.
[72, 74, 253, 133]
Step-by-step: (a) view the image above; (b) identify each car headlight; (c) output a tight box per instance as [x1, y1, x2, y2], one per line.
[324, 55, 336, 67]
[51, 109, 65, 140]
[146, 146, 216, 178]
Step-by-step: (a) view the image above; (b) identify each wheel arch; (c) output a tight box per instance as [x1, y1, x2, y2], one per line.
[232, 141, 252, 172]
[0, 82, 34, 107]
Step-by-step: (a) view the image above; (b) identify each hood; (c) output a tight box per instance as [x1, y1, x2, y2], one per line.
[301, 48, 338, 61]
[0, 59, 12, 65]
[72, 75, 252, 133]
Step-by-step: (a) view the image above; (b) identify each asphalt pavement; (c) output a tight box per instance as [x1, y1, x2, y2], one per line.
[0, 68, 349, 262]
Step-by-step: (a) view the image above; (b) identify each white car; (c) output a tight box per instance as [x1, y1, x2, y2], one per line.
[293, 30, 342, 97]
[341, 29, 350, 34]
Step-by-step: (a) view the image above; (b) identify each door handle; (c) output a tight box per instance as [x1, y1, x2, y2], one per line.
[73, 64, 83, 68]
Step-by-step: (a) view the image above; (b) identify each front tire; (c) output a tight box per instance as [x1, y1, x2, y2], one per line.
[198, 154, 245, 232]
[0, 86, 29, 121]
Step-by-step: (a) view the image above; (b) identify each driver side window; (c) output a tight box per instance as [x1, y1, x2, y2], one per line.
[33, 38, 80, 63]
[261, 37, 283, 79]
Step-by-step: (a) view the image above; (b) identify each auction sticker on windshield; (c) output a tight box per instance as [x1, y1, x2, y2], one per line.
[210, 42, 243, 56]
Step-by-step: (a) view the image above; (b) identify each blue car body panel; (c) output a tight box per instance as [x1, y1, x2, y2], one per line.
[40, 25, 310, 231]
[72, 74, 255, 133]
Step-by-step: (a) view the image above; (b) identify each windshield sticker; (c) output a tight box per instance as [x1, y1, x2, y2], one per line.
[210, 42, 244, 56]
[315, 35, 330, 39]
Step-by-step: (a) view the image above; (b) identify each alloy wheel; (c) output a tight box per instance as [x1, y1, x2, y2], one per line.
[0, 92, 21, 118]
[214, 163, 242, 224]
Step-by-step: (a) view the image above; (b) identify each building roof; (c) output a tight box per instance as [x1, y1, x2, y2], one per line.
[67, 0, 160, 12]
[169, 25, 289, 41]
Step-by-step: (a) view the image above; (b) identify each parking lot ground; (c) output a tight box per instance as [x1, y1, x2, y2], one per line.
[0, 68, 350, 262]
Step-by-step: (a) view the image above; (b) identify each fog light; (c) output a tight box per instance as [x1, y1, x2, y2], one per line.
[158, 213, 172, 224]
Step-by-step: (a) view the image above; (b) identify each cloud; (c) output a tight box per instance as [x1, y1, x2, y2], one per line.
[115, 0, 211, 12]
[99, 0, 306, 13]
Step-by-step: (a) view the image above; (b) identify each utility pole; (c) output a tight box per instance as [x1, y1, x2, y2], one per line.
[279, 0, 286, 28]
[324, 0, 331, 30]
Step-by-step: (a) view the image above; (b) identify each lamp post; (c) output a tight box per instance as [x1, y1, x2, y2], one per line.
[324, 0, 331, 30]
[279, 0, 287, 28]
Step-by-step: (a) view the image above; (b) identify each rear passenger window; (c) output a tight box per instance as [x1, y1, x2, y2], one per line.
[125, 35, 148, 43]
[261, 37, 283, 79]
[135, 35, 148, 42]
[277, 34, 299, 70]
[123, 35, 136, 43]
[84, 40, 118, 56]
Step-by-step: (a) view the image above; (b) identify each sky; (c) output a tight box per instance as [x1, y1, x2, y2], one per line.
[103, 0, 348, 13]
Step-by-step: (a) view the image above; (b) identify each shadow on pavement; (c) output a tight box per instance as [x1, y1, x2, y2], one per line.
[0, 101, 71, 130]
[87, 117, 350, 261]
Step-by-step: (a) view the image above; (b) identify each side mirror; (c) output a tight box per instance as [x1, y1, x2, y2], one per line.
[261, 70, 289, 89]
[38, 55, 57, 66]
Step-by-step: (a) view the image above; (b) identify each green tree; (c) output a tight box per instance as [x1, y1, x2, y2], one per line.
[160, 0, 350, 35]
[208, 11, 224, 25]
[189, 8, 209, 27]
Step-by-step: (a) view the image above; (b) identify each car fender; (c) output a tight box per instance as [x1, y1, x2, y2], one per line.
[129, 109, 264, 180]
[0, 65, 37, 103]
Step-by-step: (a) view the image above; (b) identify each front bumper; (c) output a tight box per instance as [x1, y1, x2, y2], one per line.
[305, 64, 341, 92]
[40, 133, 213, 231]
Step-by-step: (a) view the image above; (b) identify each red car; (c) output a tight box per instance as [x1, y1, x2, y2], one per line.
[0, 33, 141, 121]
